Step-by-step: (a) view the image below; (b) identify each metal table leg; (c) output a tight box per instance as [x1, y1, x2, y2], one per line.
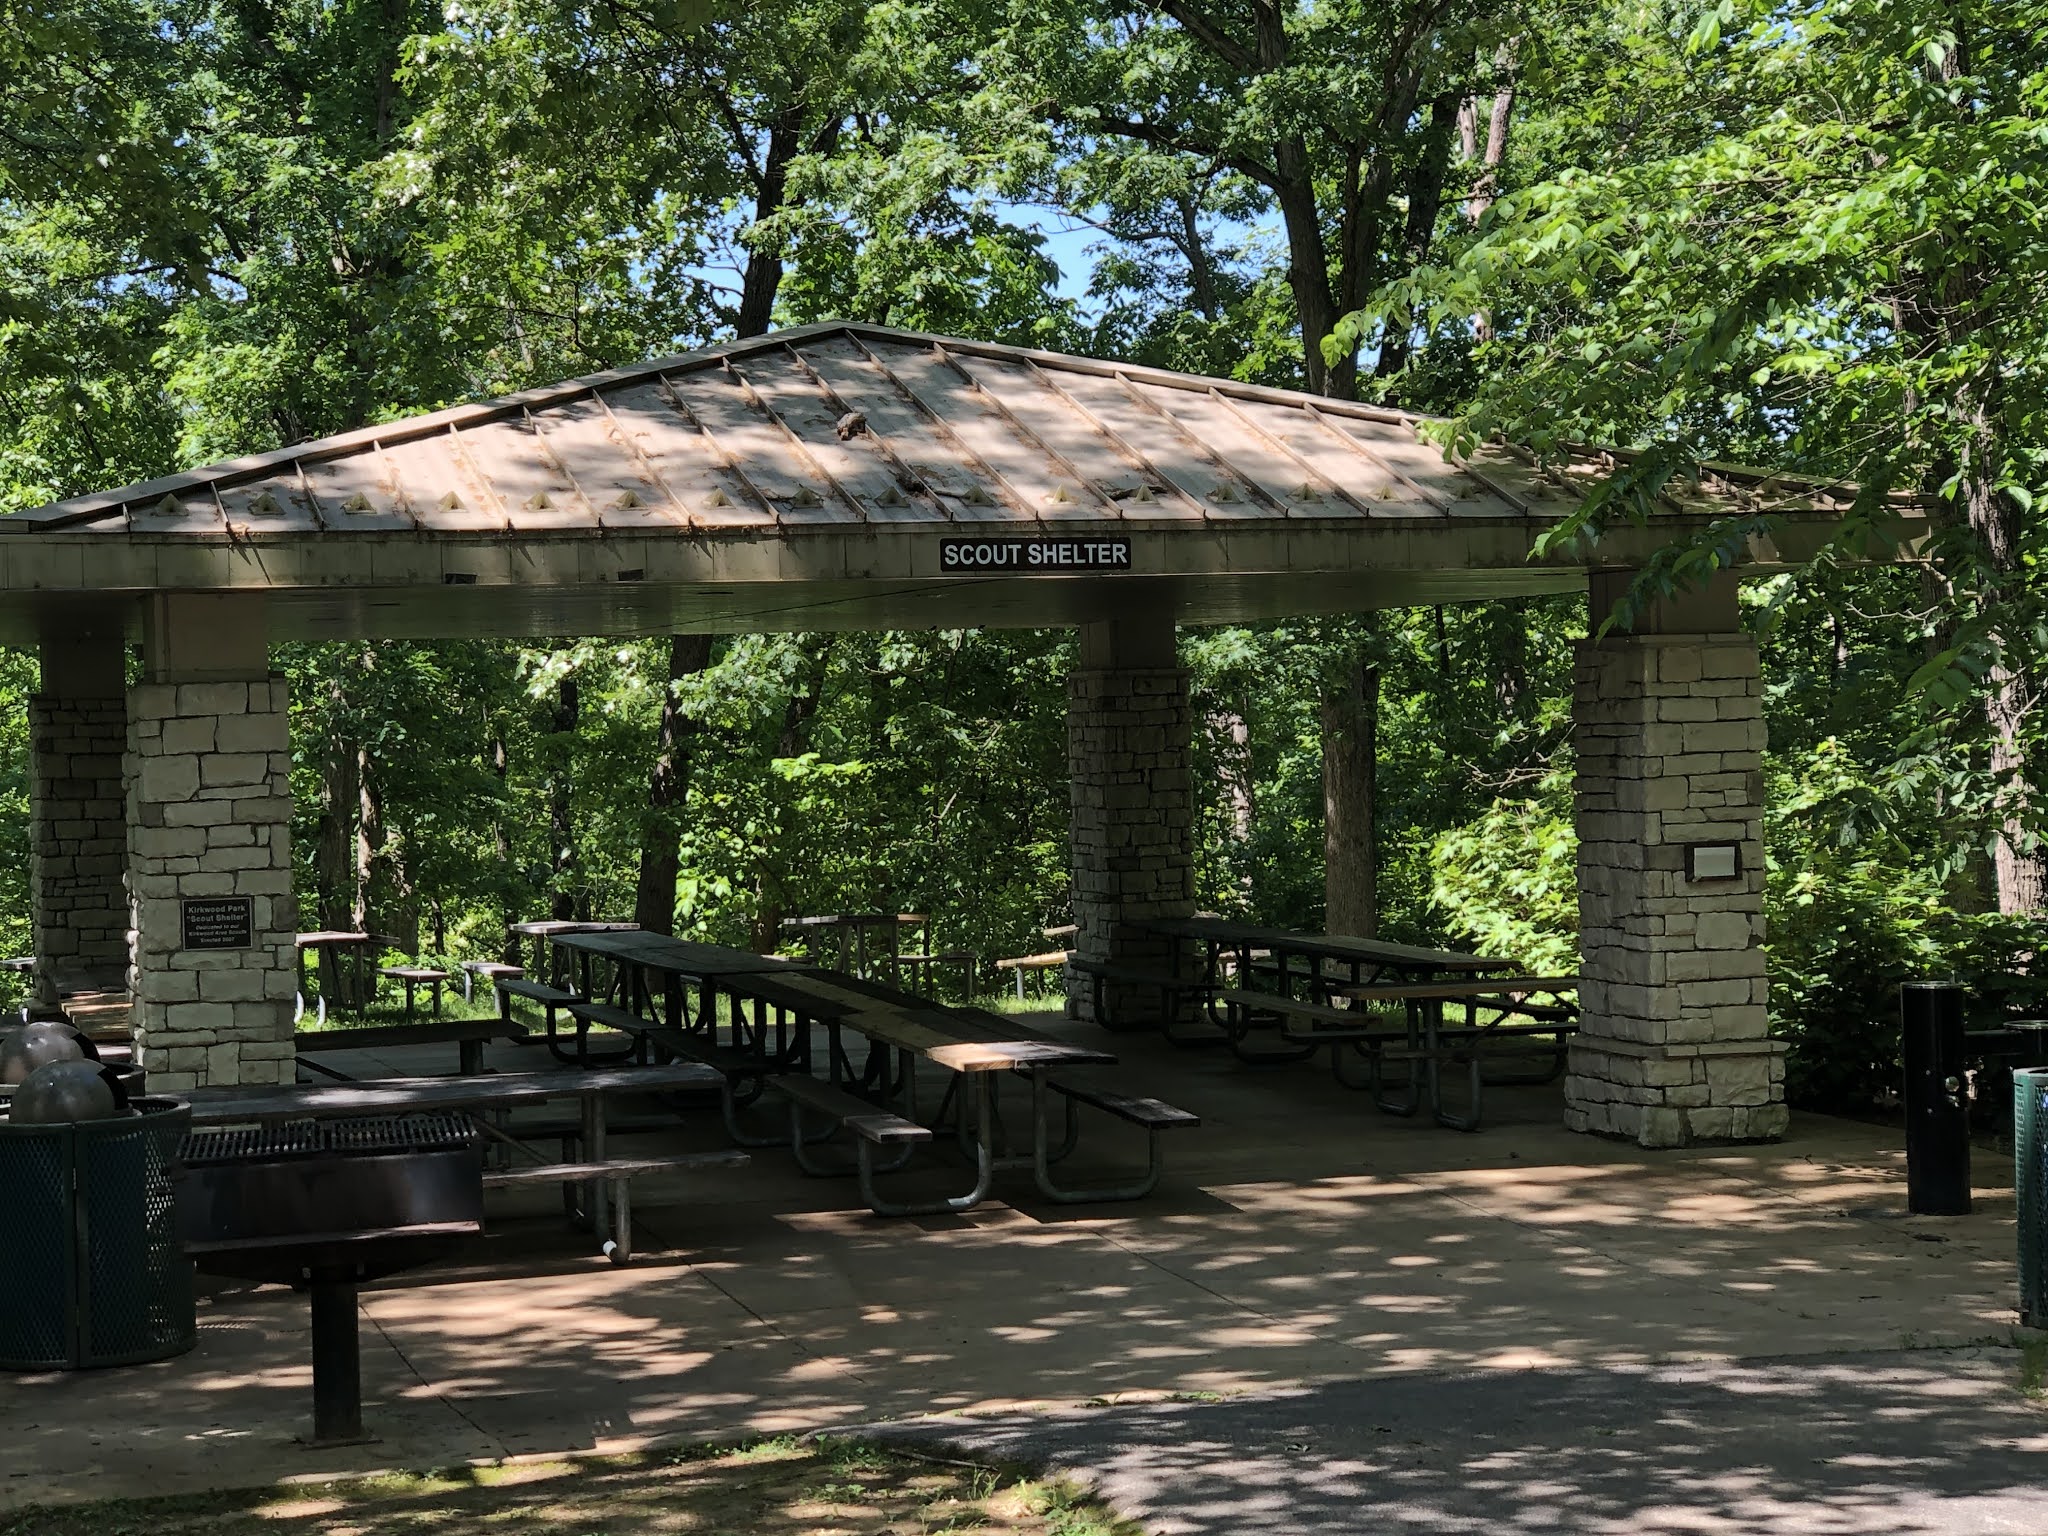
[583, 1089, 611, 1253]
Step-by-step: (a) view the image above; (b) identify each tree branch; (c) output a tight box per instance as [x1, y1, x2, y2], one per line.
[1147, 0, 1259, 72]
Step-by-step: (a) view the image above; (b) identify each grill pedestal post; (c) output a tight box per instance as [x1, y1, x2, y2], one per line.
[308, 1273, 366, 1445]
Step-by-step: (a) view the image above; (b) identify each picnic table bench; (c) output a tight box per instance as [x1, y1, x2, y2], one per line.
[995, 947, 1070, 1001]
[1067, 954, 1225, 1045]
[294, 1016, 530, 1078]
[459, 959, 524, 1004]
[1263, 975, 1580, 1130]
[181, 1064, 739, 1262]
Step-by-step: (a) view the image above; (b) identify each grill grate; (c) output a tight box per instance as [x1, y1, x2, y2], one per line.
[181, 1113, 476, 1165]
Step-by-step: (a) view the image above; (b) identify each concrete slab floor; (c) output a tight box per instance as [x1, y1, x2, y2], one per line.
[0, 1013, 2038, 1522]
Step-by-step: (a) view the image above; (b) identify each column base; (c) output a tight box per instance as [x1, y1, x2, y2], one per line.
[1564, 1035, 1789, 1147]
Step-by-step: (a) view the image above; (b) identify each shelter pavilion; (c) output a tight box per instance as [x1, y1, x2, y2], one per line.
[2, 323, 1928, 1146]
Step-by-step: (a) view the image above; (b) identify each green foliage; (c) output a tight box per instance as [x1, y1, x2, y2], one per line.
[1430, 764, 1578, 973]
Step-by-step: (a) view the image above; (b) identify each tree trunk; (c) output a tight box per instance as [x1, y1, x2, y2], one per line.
[489, 730, 519, 961]
[352, 744, 416, 954]
[733, 112, 841, 339]
[1955, 374, 2044, 912]
[1274, 169, 1351, 399]
[1322, 660, 1380, 938]
[749, 639, 832, 952]
[314, 670, 360, 999]
[1375, 86, 1463, 381]
[1212, 706, 1256, 898]
[1177, 192, 1221, 321]
[353, 746, 384, 935]
[549, 673, 580, 923]
[1992, 674, 2047, 912]
[1462, 42, 1517, 227]
[633, 634, 715, 935]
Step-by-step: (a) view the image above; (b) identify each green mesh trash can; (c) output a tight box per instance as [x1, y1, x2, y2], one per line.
[0, 1098, 195, 1369]
[2017, 1070, 2048, 1329]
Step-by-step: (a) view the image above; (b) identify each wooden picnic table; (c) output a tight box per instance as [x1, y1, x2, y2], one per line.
[1117, 915, 1519, 1063]
[779, 912, 928, 979]
[1136, 915, 1511, 981]
[797, 1000, 1116, 1213]
[295, 931, 376, 1024]
[543, 928, 822, 1062]
[532, 929, 1136, 1211]
[507, 919, 639, 987]
[181, 1063, 732, 1260]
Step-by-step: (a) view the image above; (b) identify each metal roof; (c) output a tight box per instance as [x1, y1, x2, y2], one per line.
[10, 322, 1881, 538]
[0, 324, 1924, 642]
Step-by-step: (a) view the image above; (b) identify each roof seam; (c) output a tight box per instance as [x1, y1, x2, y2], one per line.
[1199, 387, 1378, 518]
[933, 343, 1116, 516]
[845, 332, 1037, 520]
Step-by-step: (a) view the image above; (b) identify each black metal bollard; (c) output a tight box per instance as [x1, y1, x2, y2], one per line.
[1902, 982, 1971, 1215]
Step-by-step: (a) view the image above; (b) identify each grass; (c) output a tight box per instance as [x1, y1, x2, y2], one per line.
[2019, 1336, 2048, 1399]
[0, 1438, 1139, 1536]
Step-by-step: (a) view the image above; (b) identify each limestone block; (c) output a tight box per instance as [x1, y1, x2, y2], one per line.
[164, 800, 235, 826]
[1659, 648, 1703, 684]
[199, 753, 272, 788]
[1699, 647, 1761, 680]
[1685, 1107, 1737, 1140]
[216, 712, 288, 754]
[1732, 1103, 1791, 1139]
[1693, 911, 1756, 950]
[173, 680, 251, 716]
[161, 717, 215, 755]
[1637, 1106, 1687, 1148]
[139, 754, 201, 803]
[1678, 978, 1756, 1009]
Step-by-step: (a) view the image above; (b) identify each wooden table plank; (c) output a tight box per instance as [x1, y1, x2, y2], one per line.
[295, 1019, 527, 1053]
[1131, 916, 1511, 973]
[551, 928, 815, 978]
[1342, 976, 1578, 1002]
[181, 1064, 721, 1123]
[926, 1040, 1116, 1072]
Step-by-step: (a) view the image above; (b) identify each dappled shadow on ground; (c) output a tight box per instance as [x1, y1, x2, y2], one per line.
[0, 1012, 2027, 1512]
[878, 1348, 2048, 1535]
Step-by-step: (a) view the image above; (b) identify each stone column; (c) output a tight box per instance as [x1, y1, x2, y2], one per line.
[1066, 611, 1195, 1024]
[127, 596, 297, 1091]
[30, 630, 131, 997]
[1565, 572, 1786, 1147]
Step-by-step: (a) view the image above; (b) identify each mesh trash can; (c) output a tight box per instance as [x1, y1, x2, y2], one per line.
[2017, 1070, 2048, 1329]
[0, 1098, 195, 1369]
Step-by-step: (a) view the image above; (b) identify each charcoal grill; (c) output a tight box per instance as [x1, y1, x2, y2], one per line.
[175, 1113, 483, 1444]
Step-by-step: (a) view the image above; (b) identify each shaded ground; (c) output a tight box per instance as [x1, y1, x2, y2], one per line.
[0, 1439, 1134, 1536]
[878, 1346, 2048, 1535]
[0, 1009, 2036, 1524]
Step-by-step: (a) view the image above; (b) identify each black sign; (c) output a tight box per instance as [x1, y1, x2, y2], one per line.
[182, 896, 255, 951]
[938, 537, 1132, 574]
